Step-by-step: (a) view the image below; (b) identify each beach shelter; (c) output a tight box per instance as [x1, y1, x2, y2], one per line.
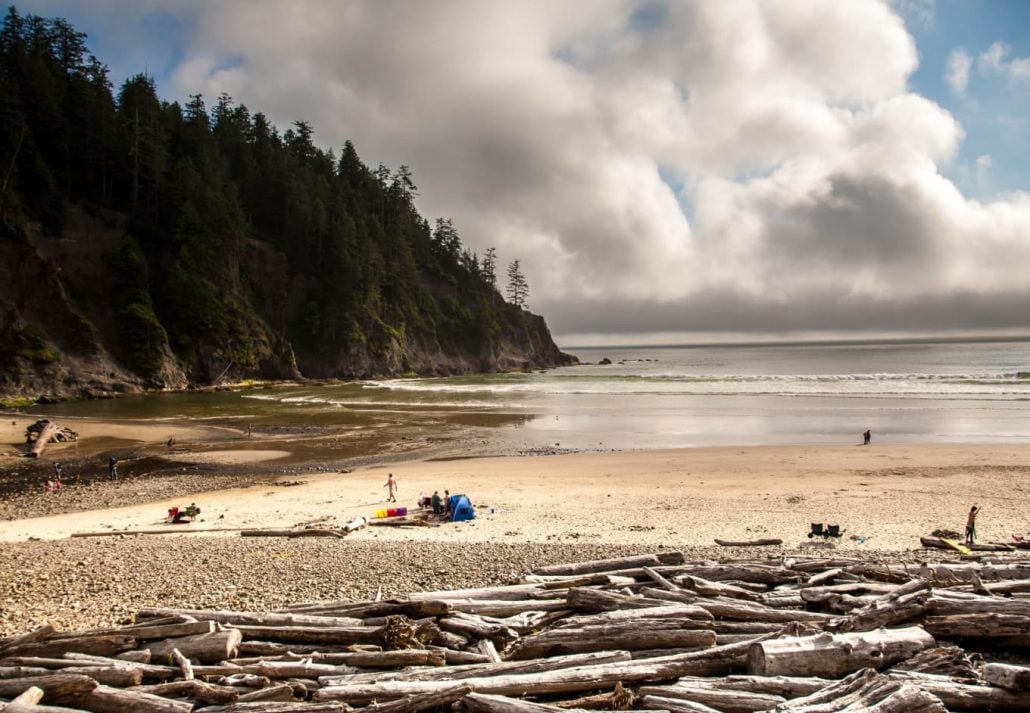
[448, 493, 475, 522]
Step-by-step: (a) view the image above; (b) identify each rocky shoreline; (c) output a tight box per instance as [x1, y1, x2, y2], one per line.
[0, 538, 949, 637]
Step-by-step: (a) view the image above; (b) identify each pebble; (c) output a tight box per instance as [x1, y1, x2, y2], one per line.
[0, 536, 948, 637]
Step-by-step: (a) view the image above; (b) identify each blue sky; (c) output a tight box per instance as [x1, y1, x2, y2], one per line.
[17, 1, 1030, 342]
[902, 0, 1030, 198]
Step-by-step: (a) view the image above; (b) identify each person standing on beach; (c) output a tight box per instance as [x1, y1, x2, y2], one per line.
[863, 430, 871, 445]
[108, 456, 118, 481]
[965, 504, 980, 545]
[384, 473, 397, 502]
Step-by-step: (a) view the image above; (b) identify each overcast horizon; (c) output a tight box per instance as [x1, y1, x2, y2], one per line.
[25, 0, 1030, 347]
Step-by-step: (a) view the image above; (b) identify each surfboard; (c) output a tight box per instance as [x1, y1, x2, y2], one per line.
[940, 537, 972, 555]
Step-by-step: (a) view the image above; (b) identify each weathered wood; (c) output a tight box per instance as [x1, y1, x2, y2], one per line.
[172, 647, 194, 680]
[145, 629, 243, 664]
[194, 703, 350, 712]
[681, 576, 759, 601]
[638, 694, 721, 713]
[506, 622, 716, 660]
[0, 626, 58, 656]
[825, 580, 930, 633]
[9, 686, 44, 704]
[924, 612, 1030, 638]
[694, 598, 832, 624]
[314, 638, 763, 703]
[28, 421, 59, 458]
[63, 684, 195, 713]
[221, 625, 382, 647]
[237, 683, 296, 702]
[888, 670, 1030, 710]
[983, 662, 1030, 691]
[565, 587, 669, 613]
[129, 679, 241, 705]
[638, 682, 785, 712]
[0, 635, 136, 660]
[137, 607, 364, 629]
[747, 626, 936, 677]
[714, 538, 783, 547]
[0, 674, 97, 702]
[531, 553, 683, 577]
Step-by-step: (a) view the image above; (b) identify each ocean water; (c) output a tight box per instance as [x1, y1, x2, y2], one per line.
[28, 339, 1030, 451]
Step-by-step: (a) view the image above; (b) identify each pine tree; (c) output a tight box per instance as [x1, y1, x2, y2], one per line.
[506, 259, 529, 309]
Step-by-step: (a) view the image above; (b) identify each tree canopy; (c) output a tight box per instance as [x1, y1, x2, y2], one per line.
[0, 6, 553, 387]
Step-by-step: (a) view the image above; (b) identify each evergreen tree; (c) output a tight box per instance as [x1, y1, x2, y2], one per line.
[506, 259, 529, 309]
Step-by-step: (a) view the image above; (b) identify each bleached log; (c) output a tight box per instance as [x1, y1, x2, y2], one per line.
[459, 691, 582, 713]
[747, 626, 935, 677]
[9, 686, 44, 704]
[888, 670, 1030, 710]
[923, 612, 1030, 638]
[531, 553, 684, 576]
[145, 629, 243, 664]
[438, 613, 518, 644]
[137, 608, 364, 629]
[506, 621, 716, 659]
[639, 694, 721, 713]
[694, 598, 832, 624]
[54, 619, 213, 641]
[314, 638, 764, 704]
[221, 625, 381, 647]
[825, 580, 930, 633]
[237, 683, 295, 702]
[983, 662, 1030, 691]
[637, 682, 785, 712]
[565, 587, 669, 613]
[129, 679, 241, 705]
[674, 564, 797, 586]
[681, 576, 760, 601]
[195, 704, 350, 712]
[0, 625, 58, 656]
[673, 674, 831, 698]
[325, 651, 634, 685]
[28, 421, 59, 458]
[0, 634, 136, 660]
[555, 604, 713, 630]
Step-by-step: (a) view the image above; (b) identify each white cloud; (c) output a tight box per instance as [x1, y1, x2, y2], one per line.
[977, 41, 1030, 87]
[137, 0, 1030, 337]
[946, 47, 971, 95]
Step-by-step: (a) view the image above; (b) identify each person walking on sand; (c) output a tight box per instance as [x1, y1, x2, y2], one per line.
[966, 504, 980, 545]
[384, 473, 397, 502]
[863, 429, 871, 445]
[108, 456, 118, 481]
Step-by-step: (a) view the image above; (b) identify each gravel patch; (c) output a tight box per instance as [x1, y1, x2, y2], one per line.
[0, 537, 948, 637]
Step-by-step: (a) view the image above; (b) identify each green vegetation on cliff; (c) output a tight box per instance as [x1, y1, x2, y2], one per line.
[0, 8, 573, 397]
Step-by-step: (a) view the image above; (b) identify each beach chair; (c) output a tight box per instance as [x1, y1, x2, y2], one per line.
[809, 523, 824, 538]
[826, 524, 845, 538]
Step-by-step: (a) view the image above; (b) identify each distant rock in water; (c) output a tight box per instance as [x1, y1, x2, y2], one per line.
[598, 358, 612, 365]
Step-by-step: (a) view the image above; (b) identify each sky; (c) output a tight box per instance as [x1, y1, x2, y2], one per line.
[22, 0, 1030, 346]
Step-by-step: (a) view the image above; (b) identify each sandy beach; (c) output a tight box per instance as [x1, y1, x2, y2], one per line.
[3, 411, 1030, 635]
[3, 441, 1030, 548]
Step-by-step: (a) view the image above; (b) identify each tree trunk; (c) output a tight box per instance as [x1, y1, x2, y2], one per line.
[637, 682, 785, 712]
[507, 621, 715, 660]
[137, 607, 364, 629]
[983, 662, 1030, 691]
[747, 627, 935, 677]
[145, 629, 243, 664]
[531, 553, 682, 577]
[28, 421, 59, 458]
[129, 679, 241, 705]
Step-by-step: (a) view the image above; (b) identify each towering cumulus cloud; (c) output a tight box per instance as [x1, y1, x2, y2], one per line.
[166, 0, 1030, 339]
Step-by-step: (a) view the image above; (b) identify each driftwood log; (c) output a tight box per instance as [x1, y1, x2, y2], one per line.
[3, 552, 1030, 711]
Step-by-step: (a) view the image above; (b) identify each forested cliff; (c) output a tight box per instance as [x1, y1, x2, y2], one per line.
[0, 9, 575, 402]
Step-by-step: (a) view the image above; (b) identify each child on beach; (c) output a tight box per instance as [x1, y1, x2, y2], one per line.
[965, 504, 980, 545]
[384, 473, 398, 502]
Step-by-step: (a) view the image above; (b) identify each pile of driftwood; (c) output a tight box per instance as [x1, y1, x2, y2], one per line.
[2, 551, 1030, 712]
[23, 420, 78, 459]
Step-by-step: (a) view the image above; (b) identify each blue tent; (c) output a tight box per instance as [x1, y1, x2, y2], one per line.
[448, 494, 475, 522]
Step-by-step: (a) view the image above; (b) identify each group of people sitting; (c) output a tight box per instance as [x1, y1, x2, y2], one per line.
[419, 489, 451, 516]
[168, 502, 201, 524]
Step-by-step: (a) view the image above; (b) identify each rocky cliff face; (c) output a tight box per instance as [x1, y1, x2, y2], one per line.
[0, 207, 576, 403]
